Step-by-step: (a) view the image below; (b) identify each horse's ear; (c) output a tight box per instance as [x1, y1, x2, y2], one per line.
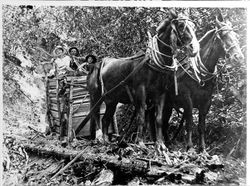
[215, 16, 223, 28]
[156, 19, 169, 34]
[168, 9, 178, 19]
[156, 9, 177, 34]
[217, 9, 224, 22]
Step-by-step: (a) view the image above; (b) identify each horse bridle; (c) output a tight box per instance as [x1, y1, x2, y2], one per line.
[215, 26, 239, 60]
[149, 18, 197, 71]
[170, 18, 196, 47]
[180, 26, 239, 86]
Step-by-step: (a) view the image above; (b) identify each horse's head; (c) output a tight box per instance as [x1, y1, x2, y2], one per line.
[157, 12, 199, 57]
[215, 16, 244, 63]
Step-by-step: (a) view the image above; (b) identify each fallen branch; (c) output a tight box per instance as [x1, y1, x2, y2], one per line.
[136, 157, 165, 166]
[23, 142, 149, 177]
[28, 126, 46, 138]
[51, 147, 89, 180]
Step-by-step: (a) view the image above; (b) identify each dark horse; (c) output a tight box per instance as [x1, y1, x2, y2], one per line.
[87, 11, 199, 150]
[162, 15, 244, 152]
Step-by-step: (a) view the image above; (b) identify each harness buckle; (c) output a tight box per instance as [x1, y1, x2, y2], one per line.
[199, 81, 205, 87]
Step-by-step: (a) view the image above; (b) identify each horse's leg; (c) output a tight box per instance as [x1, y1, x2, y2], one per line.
[155, 94, 167, 150]
[110, 112, 119, 140]
[90, 95, 101, 140]
[146, 105, 156, 142]
[162, 104, 173, 146]
[198, 100, 211, 153]
[183, 97, 194, 151]
[102, 102, 117, 143]
[172, 114, 185, 142]
[134, 85, 146, 146]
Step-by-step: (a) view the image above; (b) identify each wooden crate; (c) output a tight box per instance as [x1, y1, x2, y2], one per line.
[46, 75, 105, 139]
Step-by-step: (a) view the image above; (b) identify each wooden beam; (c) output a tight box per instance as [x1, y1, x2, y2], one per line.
[68, 78, 74, 142]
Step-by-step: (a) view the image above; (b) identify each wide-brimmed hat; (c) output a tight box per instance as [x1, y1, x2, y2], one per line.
[68, 47, 80, 56]
[53, 46, 66, 56]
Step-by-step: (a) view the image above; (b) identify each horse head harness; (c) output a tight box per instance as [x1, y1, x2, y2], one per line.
[183, 26, 238, 87]
[147, 18, 196, 95]
[148, 18, 196, 72]
[215, 26, 239, 60]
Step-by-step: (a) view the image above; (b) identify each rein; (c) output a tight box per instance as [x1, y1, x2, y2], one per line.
[147, 34, 177, 72]
[147, 18, 197, 95]
[178, 27, 235, 86]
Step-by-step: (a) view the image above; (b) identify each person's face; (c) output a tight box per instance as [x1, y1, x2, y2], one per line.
[87, 57, 93, 63]
[55, 48, 63, 56]
[70, 49, 77, 56]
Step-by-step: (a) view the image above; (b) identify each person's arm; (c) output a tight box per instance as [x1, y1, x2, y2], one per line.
[47, 58, 56, 77]
[78, 62, 88, 73]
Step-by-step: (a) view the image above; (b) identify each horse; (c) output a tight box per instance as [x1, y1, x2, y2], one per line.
[87, 11, 200, 151]
[161, 15, 244, 152]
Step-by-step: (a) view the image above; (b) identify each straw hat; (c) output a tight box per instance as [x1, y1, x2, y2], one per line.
[53, 46, 66, 57]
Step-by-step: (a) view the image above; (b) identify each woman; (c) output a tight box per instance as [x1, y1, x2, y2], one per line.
[77, 54, 97, 73]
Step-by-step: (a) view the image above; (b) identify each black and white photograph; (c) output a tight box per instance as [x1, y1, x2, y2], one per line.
[1, 1, 248, 185]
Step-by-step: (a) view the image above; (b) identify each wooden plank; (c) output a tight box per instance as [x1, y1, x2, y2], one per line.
[72, 103, 92, 116]
[66, 76, 87, 82]
[49, 103, 64, 111]
[72, 94, 90, 101]
[73, 90, 89, 96]
[73, 104, 106, 117]
[72, 87, 87, 93]
[73, 97, 90, 104]
[73, 110, 91, 117]
[46, 77, 54, 132]
[51, 110, 59, 119]
[48, 85, 57, 90]
[72, 92, 89, 98]
[68, 79, 74, 141]
[50, 98, 58, 104]
[48, 89, 57, 94]
[56, 78, 61, 124]
[48, 79, 57, 84]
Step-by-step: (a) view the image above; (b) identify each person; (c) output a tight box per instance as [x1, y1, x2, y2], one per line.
[77, 54, 97, 73]
[68, 47, 81, 71]
[48, 46, 74, 78]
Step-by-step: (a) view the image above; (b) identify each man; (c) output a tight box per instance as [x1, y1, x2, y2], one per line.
[48, 46, 74, 78]
[69, 47, 80, 71]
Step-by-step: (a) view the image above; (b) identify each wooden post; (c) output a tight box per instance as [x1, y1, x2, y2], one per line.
[45, 76, 54, 132]
[67, 78, 74, 142]
[57, 78, 63, 140]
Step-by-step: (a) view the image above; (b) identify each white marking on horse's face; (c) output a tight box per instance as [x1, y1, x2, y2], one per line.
[185, 21, 200, 57]
[219, 28, 244, 63]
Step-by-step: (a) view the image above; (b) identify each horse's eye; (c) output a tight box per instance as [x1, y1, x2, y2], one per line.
[225, 53, 230, 59]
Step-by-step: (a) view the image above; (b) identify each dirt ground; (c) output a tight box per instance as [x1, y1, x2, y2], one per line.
[2, 126, 246, 186]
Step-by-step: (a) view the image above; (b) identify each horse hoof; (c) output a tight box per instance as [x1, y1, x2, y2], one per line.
[102, 134, 110, 144]
[155, 141, 172, 166]
[96, 129, 103, 139]
[110, 134, 120, 142]
[155, 140, 167, 151]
